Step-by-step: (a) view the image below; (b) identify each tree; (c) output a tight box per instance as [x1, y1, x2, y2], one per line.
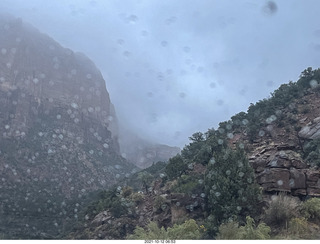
[204, 146, 262, 236]
[137, 171, 153, 193]
[165, 154, 187, 180]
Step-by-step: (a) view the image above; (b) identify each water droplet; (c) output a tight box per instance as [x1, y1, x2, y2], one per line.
[242, 119, 249, 125]
[310, 79, 319, 88]
[209, 157, 215, 165]
[238, 172, 244, 177]
[218, 139, 224, 145]
[4, 125, 10, 130]
[123, 51, 131, 57]
[215, 192, 221, 197]
[258, 130, 265, 137]
[236, 206, 242, 211]
[289, 179, 295, 187]
[56, 114, 61, 120]
[1, 48, 7, 55]
[141, 30, 148, 36]
[227, 133, 234, 139]
[86, 74, 92, 79]
[71, 103, 78, 109]
[176, 202, 180, 206]
[128, 15, 138, 24]
[277, 180, 283, 186]
[200, 193, 206, 198]
[161, 41, 168, 47]
[183, 46, 190, 53]
[103, 143, 109, 149]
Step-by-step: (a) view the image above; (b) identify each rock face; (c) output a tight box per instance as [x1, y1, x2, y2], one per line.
[298, 116, 320, 139]
[0, 15, 136, 238]
[247, 130, 320, 197]
[119, 130, 180, 168]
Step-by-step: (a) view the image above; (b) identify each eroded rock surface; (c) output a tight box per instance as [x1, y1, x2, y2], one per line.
[0, 15, 136, 238]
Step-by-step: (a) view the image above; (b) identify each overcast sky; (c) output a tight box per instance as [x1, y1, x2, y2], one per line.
[1, 0, 320, 147]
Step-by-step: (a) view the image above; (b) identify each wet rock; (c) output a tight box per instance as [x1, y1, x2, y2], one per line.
[256, 168, 290, 192]
[299, 116, 320, 139]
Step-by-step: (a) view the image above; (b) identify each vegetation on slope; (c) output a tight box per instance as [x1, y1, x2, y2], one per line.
[68, 67, 320, 240]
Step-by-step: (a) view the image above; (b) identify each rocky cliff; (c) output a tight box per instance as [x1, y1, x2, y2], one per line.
[0, 14, 136, 238]
[67, 68, 320, 240]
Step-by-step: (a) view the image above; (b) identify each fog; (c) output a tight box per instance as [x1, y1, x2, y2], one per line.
[1, 0, 320, 147]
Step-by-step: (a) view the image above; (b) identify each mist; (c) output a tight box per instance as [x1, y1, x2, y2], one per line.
[1, 0, 320, 147]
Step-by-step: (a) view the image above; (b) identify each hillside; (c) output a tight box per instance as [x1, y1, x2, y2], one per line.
[0, 14, 137, 239]
[68, 67, 320, 240]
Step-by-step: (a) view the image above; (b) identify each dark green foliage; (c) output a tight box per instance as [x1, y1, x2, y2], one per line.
[204, 146, 262, 235]
[217, 216, 271, 240]
[128, 219, 202, 240]
[181, 132, 210, 165]
[137, 171, 154, 193]
[263, 194, 300, 227]
[303, 139, 320, 167]
[145, 161, 167, 175]
[85, 188, 128, 219]
[243, 67, 320, 141]
[301, 198, 320, 223]
[171, 174, 204, 195]
[165, 154, 187, 180]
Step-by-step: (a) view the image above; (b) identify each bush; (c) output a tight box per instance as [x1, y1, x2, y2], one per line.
[167, 219, 201, 239]
[217, 221, 243, 239]
[301, 198, 320, 222]
[122, 186, 133, 198]
[130, 192, 144, 205]
[205, 146, 262, 232]
[154, 195, 167, 212]
[288, 217, 309, 236]
[264, 194, 300, 227]
[165, 155, 187, 180]
[171, 174, 203, 195]
[217, 216, 271, 240]
[128, 222, 168, 240]
[128, 219, 201, 240]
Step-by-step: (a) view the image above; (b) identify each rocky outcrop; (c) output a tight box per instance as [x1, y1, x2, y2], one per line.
[298, 116, 320, 139]
[249, 143, 320, 197]
[0, 15, 136, 238]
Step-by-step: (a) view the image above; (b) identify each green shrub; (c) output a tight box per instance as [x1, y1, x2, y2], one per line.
[264, 194, 300, 227]
[167, 219, 201, 239]
[288, 217, 309, 236]
[165, 155, 187, 180]
[154, 195, 167, 212]
[217, 216, 270, 240]
[301, 198, 320, 222]
[217, 221, 243, 239]
[171, 175, 202, 195]
[128, 219, 201, 240]
[205, 146, 262, 232]
[128, 222, 168, 240]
